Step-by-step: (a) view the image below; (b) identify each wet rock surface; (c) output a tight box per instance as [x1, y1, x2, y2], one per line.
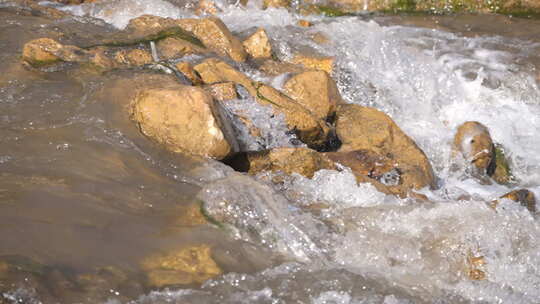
[131, 85, 236, 159]
[335, 104, 436, 195]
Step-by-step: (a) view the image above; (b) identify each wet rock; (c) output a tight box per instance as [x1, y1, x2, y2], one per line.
[467, 253, 486, 281]
[263, 0, 290, 8]
[247, 147, 336, 179]
[114, 49, 153, 66]
[494, 189, 537, 213]
[194, 59, 330, 148]
[156, 37, 207, 59]
[92, 15, 203, 48]
[335, 104, 436, 195]
[254, 83, 330, 148]
[75, 266, 142, 303]
[325, 150, 401, 195]
[21, 38, 63, 67]
[21, 38, 116, 71]
[491, 144, 513, 184]
[258, 59, 305, 76]
[175, 61, 204, 85]
[453, 121, 494, 175]
[291, 54, 334, 74]
[204, 82, 238, 101]
[284, 70, 342, 120]
[242, 28, 273, 59]
[140, 245, 222, 288]
[177, 17, 247, 62]
[297, 20, 313, 27]
[194, 58, 254, 92]
[131, 85, 236, 159]
[171, 201, 208, 227]
[195, 0, 219, 15]
[310, 32, 330, 45]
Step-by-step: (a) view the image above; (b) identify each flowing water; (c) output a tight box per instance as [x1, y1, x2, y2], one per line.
[1, 0, 540, 303]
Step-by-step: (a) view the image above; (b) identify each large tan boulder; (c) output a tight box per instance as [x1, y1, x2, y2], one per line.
[131, 85, 236, 159]
[284, 70, 342, 120]
[242, 28, 273, 59]
[194, 59, 329, 148]
[177, 17, 247, 62]
[247, 147, 336, 178]
[335, 104, 435, 193]
[140, 245, 222, 288]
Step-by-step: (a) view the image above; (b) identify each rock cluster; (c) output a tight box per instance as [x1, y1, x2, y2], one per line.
[15, 2, 537, 296]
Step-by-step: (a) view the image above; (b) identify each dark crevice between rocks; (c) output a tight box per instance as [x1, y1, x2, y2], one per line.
[221, 152, 251, 173]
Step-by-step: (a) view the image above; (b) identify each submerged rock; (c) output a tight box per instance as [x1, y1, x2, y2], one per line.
[140, 245, 222, 288]
[21, 38, 120, 71]
[491, 144, 513, 184]
[247, 147, 336, 178]
[21, 38, 63, 67]
[194, 59, 330, 148]
[113, 49, 153, 67]
[203, 82, 238, 101]
[335, 104, 435, 195]
[242, 28, 273, 59]
[495, 189, 537, 213]
[263, 0, 290, 9]
[131, 85, 236, 159]
[177, 17, 247, 62]
[284, 70, 343, 120]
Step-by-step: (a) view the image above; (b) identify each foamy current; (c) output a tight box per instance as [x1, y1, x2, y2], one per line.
[48, 0, 540, 302]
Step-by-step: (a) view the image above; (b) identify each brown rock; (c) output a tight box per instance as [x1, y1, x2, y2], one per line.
[291, 54, 334, 74]
[21, 38, 62, 67]
[140, 245, 222, 287]
[247, 147, 336, 178]
[335, 104, 435, 194]
[114, 49, 153, 66]
[258, 59, 305, 76]
[177, 17, 247, 62]
[310, 32, 330, 45]
[297, 19, 313, 27]
[496, 189, 536, 213]
[175, 62, 203, 85]
[194, 59, 329, 147]
[325, 150, 401, 195]
[156, 37, 207, 59]
[242, 28, 273, 59]
[284, 70, 342, 120]
[22, 38, 115, 70]
[263, 0, 290, 8]
[255, 83, 330, 148]
[172, 202, 208, 227]
[131, 85, 236, 159]
[195, 0, 219, 15]
[453, 121, 494, 174]
[204, 82, 238, 101]
[194, 58, 254, 93]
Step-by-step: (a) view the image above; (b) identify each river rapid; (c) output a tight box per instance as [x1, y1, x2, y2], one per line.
[1, 0, 540, 303]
